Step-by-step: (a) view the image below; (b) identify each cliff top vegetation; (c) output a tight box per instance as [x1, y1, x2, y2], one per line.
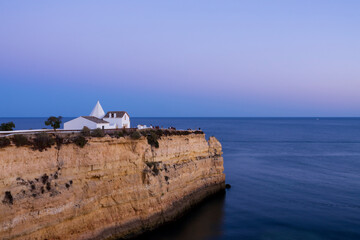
[0, 128, 204, 151]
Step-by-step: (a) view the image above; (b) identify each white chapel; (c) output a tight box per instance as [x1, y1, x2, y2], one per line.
[63, 101, 130, 130]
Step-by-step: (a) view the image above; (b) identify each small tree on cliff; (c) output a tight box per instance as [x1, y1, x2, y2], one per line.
[45, 116, 62, 131]
[0, 122, 15, 131]
[81, 126, 91, 136]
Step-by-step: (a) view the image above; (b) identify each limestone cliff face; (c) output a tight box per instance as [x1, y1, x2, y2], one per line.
[0, 134, 225, 240]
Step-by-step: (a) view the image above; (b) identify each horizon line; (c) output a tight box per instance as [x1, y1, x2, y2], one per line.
[1, 116, 360, 119]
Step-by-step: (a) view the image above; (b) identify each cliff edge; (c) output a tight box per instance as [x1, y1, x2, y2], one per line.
[0, 133, 225, 239]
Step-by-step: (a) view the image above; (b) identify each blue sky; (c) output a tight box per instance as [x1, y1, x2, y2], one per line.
[1, 1, 359, 117]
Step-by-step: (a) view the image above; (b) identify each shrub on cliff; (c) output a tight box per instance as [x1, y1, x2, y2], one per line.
[91, 128, 105, 137]
[114, 131, 124, 138]
[139, 129, 150, 137]
[0, 137, 11, 148]
[74, 136, 87, 148]
[139, 129, 149, 136]
[147, 132, 159, 148]
[163, 129, 171, 136]
[12, 134, 30, 147]
[0, 122, 15, 131]
[32, 133, 54, 151]
[156, 129, 163, 136]
[81, 126, 91, 136]
[130, 131, 142, 140]
[55, 136, 64, 149]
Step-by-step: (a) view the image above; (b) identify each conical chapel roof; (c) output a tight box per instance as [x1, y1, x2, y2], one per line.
[90, 101, 105, 119]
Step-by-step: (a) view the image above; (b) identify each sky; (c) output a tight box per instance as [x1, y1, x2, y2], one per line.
[1, 1, 359, 117]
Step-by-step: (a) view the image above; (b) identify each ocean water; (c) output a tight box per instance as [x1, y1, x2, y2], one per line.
[1, 117, 360, 240]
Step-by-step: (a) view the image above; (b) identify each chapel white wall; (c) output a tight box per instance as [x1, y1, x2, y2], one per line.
[63, 117, 97, 130]
[103, 113, 130, 128]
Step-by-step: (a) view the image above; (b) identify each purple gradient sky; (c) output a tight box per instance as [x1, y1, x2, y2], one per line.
[1, 1, 360, 117]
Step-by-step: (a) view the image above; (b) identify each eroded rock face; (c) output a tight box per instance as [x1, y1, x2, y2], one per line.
[0, 134, 225, 240]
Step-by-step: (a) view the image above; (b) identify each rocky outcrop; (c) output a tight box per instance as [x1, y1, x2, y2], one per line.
[0, 133, 225, 240]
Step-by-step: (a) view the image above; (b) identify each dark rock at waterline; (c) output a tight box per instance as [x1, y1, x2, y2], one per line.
[225, 184, 231, 189]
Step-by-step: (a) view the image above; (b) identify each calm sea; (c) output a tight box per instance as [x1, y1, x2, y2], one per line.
[2, 117, 360, 240]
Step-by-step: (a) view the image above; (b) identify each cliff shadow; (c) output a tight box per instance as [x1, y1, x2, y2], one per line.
[128, 191, 226, 240]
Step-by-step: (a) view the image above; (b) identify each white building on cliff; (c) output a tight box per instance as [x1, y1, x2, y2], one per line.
[64, 101, 130, 130]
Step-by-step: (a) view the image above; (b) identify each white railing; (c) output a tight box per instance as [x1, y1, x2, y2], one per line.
[0, 129, 80, 137]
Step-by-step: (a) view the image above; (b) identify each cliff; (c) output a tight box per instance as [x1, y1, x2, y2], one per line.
[0, 133, 225, 239]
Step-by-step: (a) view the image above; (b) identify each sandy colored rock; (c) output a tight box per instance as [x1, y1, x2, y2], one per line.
[0, 134, 225, 240]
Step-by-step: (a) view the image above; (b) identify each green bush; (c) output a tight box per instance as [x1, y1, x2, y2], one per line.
[32, 133, 54, 152]
[81, 126, 91, 136]
[12, 134, 29, 147]
[0, 122, 15, 131]
[114, 131, 124, 138]
[147, 132, 159, 148]
[0, 138, 11, 148]
[74, 136, 87, 148]
[162, 130, 171, 136]
[130, 131, 142, 140]
[139, 129, 151, 137]
[91, 128, 105, 137]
